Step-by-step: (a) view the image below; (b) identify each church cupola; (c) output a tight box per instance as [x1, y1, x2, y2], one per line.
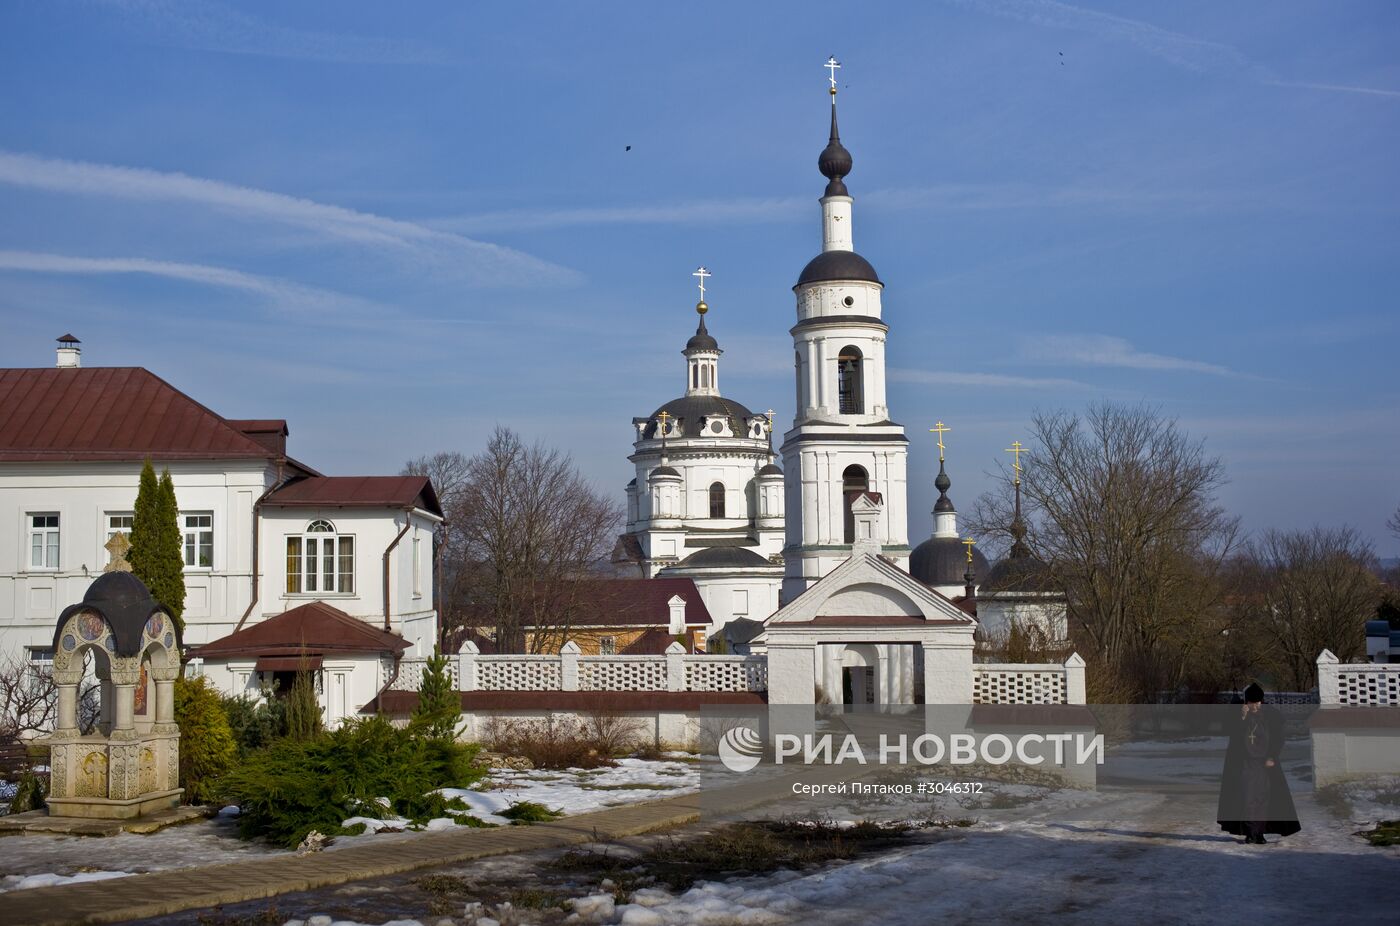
[909, 423, 989, 594]
[684, 266, 721, 397]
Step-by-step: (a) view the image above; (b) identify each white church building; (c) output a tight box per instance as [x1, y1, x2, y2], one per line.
[614, 288, 786, 636]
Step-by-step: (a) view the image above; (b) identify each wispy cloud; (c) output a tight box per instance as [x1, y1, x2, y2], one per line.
[437, 197, 808, 235]
[0, 249, 363, 313]
[436, 181, 1237, 235]
[889, 368, 1089, 389]
[946, 0, 1399, 101]
[92, 0, 448, 65]
[1024, 334, 1234, 376]
[0, 151, 579, 286]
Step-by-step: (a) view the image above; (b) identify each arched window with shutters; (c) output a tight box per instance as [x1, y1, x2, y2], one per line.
[837, 346, 863, 414]
[709, 482, 726, 519]
[842, 464, 869, 543]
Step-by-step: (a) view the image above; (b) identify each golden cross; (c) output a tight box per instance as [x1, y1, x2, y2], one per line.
[929, 421, 950, 462]
[962, 537, 976, 564]
[765, 409, 775, 430]
[1005, 440, 1025, 484]
[656, 410, 671, 437]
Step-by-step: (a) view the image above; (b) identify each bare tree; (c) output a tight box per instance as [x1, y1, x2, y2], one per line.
[1236, 526, 1380, 690]
[402, 451, 473, 635]
[0, 654, 99, 740]
[421, 427, 622, 653]
[969, 403, 1239, 699]
[1389, 503, 1400, 543]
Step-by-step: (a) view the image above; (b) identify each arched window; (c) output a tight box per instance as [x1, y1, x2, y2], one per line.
[709, 482, 726, 519]
[842, 464, 869, 543]
[287, 520, 354, 595]
[837, 346, 863, 414]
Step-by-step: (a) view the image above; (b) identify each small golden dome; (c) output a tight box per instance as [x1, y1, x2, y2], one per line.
[696, 300, 708, 315]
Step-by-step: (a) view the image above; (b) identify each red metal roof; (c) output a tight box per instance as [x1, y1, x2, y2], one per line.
[568, 578, 713, 628]
[264, 475, 443, 517]
[191, 600, 409, 659]
[0, 367, 282, 462]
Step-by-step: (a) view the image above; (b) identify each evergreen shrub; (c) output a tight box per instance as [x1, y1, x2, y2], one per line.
[174, 676, 238, 804]
[219, 715, 485, 848]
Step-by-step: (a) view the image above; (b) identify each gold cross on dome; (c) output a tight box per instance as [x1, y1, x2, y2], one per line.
[692, 266, 711, 303]
[929, 421, 950, 462]
[765, 409, 775, 429]
[1005, 440, 1025, 484]
[656, 410, 671, 437]
[962, 537, 976, 564]
[825, 56, 841, 92]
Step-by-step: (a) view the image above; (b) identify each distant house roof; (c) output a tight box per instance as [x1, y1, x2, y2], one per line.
[0, 367, 307, 464]
[621, 628, 697, 654]
[264, 475, 443, 518]
[565, 578, 713, 628]
[191, 601, 409, 660]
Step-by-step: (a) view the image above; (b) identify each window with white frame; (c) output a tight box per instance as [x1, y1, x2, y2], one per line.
[182, 512, 214, 568]
[286, 519, 354, 595]
[26, 646, 54, 680]
[28, 513, 59, 570]
[599, 636, 617, 656]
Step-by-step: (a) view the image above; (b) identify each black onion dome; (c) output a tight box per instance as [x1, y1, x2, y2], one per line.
[686, 315, 719, 352]
[758, 463, 784, 477]
[819, 101, 852, 196]
[54, 571, 176, 657]
[910, 537, 991, 588]
[795, 250, 881, 288]
[933, 462, 954, 512]
[649, 465, 681, 479]
[643, 395, 756, 438]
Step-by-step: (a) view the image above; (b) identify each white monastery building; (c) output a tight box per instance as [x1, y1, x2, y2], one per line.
[0, 341, 442, 724]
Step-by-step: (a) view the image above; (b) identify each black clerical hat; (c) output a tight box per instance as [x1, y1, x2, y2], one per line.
[1244, 682, 1264, 703]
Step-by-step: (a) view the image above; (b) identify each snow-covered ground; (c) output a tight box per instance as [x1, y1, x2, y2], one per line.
[0, 757, 706, 893]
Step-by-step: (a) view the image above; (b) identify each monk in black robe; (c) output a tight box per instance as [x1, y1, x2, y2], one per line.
[1217, 682, 1300, 843]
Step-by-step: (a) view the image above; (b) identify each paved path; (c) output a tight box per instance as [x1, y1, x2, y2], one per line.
[0, 795, 706, 926]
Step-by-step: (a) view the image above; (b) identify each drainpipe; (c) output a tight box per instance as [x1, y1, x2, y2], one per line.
[383, 508, 413, 632]
[235, 462, 290, 632]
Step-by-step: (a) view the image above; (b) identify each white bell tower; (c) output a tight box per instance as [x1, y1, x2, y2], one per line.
[781, 60, 910, 602]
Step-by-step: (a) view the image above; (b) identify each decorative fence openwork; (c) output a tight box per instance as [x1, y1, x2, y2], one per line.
[388, 641, 770, 694]
[974, 661, 1069, 703]
[1318, 650, 1400, 706]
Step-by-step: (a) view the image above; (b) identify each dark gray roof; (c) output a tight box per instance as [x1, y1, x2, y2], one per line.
[1367, 620, 1392, 636]
[909, 536, 990, 587]
[675, 546, 773, 569]
[982, 554, 1058, 594]
[643, 395, 756, 438]
[649, 465, 680, 479]
[723, 617, 767, 646]
[796, 250, 881, 288]
[53, 572, 178, 658]
[758, 463, 784, 477]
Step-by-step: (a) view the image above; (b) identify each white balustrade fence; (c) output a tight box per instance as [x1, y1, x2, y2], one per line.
[1318, 649, 1400, 706]
[972, 654, 1085, 705]
[390, 642, 1079, 703]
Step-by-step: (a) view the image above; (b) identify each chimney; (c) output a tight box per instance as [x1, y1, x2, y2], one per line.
[56, 333, 81, 369]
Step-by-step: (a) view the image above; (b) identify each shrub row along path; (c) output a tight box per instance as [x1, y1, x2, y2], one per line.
[0, 793, 711, 926]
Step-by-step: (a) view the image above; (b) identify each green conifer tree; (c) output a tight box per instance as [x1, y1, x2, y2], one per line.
[411, 646, 460, 739]
[285, 665, 324, 741]
[127, 458, 161, 578]
[174, 676, 238, 804]
[129, 460, 187, 631]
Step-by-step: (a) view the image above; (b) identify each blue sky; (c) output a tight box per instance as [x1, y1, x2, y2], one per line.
[1, 1, 1397, 556]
